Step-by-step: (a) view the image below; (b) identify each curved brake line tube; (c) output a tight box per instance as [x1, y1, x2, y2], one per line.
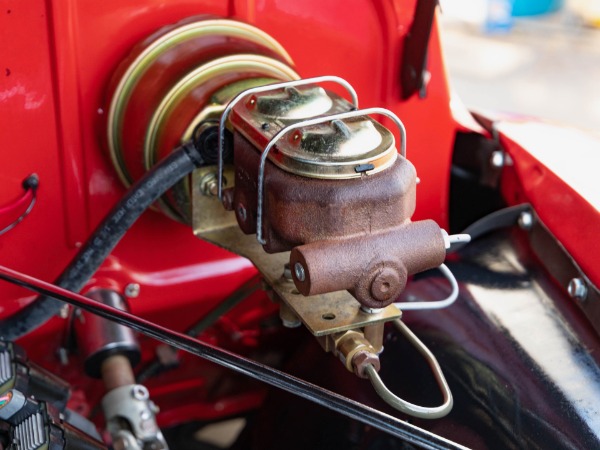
[217, 75, 359, 200]
[365, 319, 453, 419]
[393, 263, 458, 311]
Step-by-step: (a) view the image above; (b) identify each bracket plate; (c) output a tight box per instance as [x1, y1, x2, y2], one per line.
[191, 166, 401, 336]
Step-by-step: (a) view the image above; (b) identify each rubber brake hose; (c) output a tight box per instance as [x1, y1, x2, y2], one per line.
[0, 142, 204, 340]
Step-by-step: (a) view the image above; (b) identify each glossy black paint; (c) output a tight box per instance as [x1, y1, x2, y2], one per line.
[0, 265, 463, 450]
[248, 230, 600, 449]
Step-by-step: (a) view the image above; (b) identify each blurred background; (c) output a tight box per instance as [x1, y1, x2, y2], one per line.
[439, 0, 600, 131]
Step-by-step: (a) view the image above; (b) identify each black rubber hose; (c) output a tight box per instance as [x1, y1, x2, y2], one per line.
[449, 203, 531, 253]
[0, 142, 204, 341]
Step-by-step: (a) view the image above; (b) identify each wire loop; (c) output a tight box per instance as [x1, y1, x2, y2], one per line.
[365, 319, 453, 419]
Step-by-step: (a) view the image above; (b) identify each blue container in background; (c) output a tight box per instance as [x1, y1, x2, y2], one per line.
[484, 0, 565, 33]
[512, 0, 564, 16]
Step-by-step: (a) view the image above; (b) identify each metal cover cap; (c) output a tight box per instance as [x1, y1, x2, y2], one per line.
[272, 117, 397, 179]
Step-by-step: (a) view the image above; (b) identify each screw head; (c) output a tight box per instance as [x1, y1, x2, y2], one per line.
[124, 283, 140, 298]
[294, 262, 306, 282]
[518, 211, 534, 230]
[58, 305, 70, 319]
[131, 385, 149, 401]
[490, 150, 505, 168]
[568, 278, 588, 302]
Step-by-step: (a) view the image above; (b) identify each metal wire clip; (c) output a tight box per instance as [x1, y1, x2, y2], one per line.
[217, 75, 359, 200]
[254, 107, 407, 244]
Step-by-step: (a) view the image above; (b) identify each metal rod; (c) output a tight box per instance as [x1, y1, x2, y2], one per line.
[217, 75, 359, 200]
[255, 107, 407, 244]
[0, 265, 466, 450]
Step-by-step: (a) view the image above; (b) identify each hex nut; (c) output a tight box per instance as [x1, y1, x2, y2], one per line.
[568, 278, 588, 302]
[352, 350, 381, 379]
[518, 211, 534, 231]
[124, 283, 140, 298]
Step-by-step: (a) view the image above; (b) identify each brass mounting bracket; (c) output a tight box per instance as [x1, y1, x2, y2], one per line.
[191, 166, 402, 337]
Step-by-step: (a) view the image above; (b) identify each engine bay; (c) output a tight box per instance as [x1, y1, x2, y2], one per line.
[1, 2, 599, 449]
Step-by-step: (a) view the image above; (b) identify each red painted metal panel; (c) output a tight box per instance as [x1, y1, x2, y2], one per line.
[0, 0, 457, 426]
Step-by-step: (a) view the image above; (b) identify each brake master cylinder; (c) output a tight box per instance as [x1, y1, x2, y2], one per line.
[222, 80, 447, 309]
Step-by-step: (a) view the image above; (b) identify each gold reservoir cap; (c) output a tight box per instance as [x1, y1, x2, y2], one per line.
[271, 116, 397, 179]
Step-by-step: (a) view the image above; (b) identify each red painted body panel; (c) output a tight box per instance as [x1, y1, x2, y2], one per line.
[0, 2, 455, 325]
[497, 119, 600, 287]
[0, 0, 456, 428]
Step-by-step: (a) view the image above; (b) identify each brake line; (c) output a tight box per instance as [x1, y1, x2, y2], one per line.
[0, 264, 467, 450]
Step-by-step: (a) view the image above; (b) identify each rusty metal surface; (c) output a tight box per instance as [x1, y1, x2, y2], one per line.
[191, 168, 401, 336]
[231, 133, 417, 253]
[290, 220, 447, 308]
[228, 131, 446, 308]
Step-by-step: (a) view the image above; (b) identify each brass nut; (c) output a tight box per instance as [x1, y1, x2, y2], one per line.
[334, 331, 372, 372]
[352, 350, 380, 379]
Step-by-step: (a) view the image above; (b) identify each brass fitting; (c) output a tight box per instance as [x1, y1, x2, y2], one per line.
[322, 330, 380, 377]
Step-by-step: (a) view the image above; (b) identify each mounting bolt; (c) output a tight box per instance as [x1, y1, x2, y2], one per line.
[294, 262, 306, 282]
[199, 173, 221, 197]
[58, 304, 70, 319]
[131, 385, 149, 401]
[518, 211, 534, 230]
[237, 204, 247, 222]
[490, 150, 505, 168]
[282, 263, 293, 281]
[124, 283, 140, 298]
[568, 278, 588, 302]
[279, 302, 301, 328]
